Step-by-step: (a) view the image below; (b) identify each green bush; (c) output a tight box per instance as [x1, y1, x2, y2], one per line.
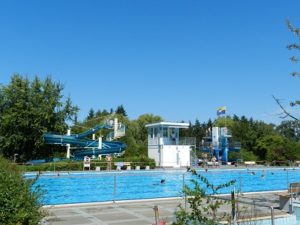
[116, 155, 156, 169]
[0, 156, 45, 225]
[20, 156, 156, 172]
[22, 161, 83, 172]
[174, 168, 235, 225]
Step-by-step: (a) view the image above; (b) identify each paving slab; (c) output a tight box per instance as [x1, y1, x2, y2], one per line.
[46, 215, 93, 225]
[94, 212, 138, 221]
[43, 192, 291, 225]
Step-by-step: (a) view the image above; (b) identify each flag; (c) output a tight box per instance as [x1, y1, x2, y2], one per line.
[217, 106, 226, 116]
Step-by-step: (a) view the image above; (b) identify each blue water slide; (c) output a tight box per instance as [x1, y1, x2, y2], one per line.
[72, 141, 126, 159]
[43, 123, 126, 159]
[75, 124, 112, 139]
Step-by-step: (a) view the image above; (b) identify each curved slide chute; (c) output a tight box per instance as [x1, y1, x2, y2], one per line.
[43, 118, 126, 159]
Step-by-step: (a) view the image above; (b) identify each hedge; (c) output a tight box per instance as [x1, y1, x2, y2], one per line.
[20, 156, 156, 172]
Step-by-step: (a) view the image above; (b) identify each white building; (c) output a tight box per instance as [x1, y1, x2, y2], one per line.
[146, 122, 196, 168]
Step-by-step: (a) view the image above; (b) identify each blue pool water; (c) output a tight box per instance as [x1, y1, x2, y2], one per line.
[25, 168, 300, 205]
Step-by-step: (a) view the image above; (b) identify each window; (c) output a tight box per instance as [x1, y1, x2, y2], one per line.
[148, 128, 153, 138]
[154, 127, 158, 137]
[163, 127, 168, 137]
[169, 128, 176, 139]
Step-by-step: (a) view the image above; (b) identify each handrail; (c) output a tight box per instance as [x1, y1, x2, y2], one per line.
[234, 197, 275, 225]
[211, 194, 275, 225]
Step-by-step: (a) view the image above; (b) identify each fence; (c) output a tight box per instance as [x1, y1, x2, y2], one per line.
[23, 166, 300, 203]
[22, 165, 300, 223]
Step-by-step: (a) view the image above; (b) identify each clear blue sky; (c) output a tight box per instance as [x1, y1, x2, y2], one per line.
[1, 0, 300, 124]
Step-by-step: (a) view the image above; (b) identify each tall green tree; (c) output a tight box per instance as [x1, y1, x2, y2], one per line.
[255, 134, 300, 162]
[0, 74, 78, 161]
[86, 108, 95, 121]
[123, 114, 162, 157]
[95, 109, 109, 118]
[115, 105, 127, 117]
[276, 120, 300, 141]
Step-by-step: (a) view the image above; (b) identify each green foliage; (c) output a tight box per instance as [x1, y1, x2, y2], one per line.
[86, 108, 95, 121]
[123, 114, 163, 157]
[238, 149, 257, 161]
[276, 120, 300, 141]
[255, 134, 300, 162]
[180, 119, 212, 147]
[214, 116, 234, 128]
[23, 161, 83, 172]
[0, 156, 45, 224]
[230, 116, 275, 154]
[228, 149, 256, 162]
[0, 74, 78, 161]
[115, 104, 127, 117]
[174, 169, 234, 225]
[21, 156, 156, 172]
[122, 155, 156, 169]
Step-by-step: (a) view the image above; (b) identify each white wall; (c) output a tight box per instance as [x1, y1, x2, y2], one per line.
[148, 146, 159, 166]
[148, 145, 191, 168]
[161, 145, 191, 168]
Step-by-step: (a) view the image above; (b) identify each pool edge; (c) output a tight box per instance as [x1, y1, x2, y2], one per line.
[42, 189, 287, 208]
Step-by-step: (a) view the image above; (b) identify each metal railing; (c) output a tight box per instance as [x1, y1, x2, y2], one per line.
[179, 137, 196, 146]
[22, 165, 300, 198]
[233, 197, 275, 225]
[21, 164, 300, 224]
[148, 137, 196, 146]
[18, 160, 300, 224]
[201, 141, 241, 149]
[18, 159, 300, 173]
[210, 193, 276, 225]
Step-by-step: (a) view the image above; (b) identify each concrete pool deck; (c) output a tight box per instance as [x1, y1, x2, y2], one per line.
[43, 191, 293, 225]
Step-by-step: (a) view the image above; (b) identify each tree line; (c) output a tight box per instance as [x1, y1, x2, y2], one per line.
[0, 74, 300, 162]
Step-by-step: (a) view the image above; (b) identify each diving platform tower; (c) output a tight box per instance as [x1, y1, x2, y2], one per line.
[201, 127, 240, 164]
[146, 122, 196, 168]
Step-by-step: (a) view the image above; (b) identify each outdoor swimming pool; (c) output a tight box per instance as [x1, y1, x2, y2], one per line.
[25, 168, 300, 205]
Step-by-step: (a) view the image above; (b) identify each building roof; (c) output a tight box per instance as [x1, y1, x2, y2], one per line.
[145, 122, 189, 129]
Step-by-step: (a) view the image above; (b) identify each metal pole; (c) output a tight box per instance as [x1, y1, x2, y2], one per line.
[239, 171, 242, 193]
[287, 169, 289, 189]
[153, 205, 159, 225]
[113, 174, 116, 202]
[253, 200, 257, 219]
[182, 173, 185, 190]
[231, 190, 236, 224]
[231, 198, 275, 225]
[183, 173, 187, 210]
[270, 206, 275, 225]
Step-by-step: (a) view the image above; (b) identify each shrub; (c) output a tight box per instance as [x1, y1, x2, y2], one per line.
[122, 155, 156, 169]
[0, 156, 45, 225]
[173, 168, 235, 225]
[20, 155, 156, 172]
